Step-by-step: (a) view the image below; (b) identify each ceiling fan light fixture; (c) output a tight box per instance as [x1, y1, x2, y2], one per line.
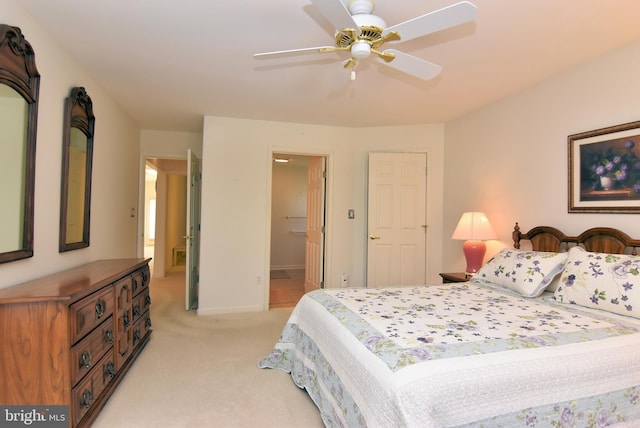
[351, 40, 371, 59]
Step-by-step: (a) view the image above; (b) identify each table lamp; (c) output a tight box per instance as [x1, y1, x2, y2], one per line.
[451, 212, 497, 276]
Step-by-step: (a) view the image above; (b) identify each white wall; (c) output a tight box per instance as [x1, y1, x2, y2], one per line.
[199, 117, 444, 314]
[0, 1, 141, 288]
[140, 129, 203, 160]
[443, 40, 640, 272]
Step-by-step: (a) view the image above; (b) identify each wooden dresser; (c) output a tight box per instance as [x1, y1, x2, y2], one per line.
[0, 259, 152, 427]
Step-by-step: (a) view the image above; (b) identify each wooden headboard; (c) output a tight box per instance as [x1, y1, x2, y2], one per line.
[512, 223, 640, 255]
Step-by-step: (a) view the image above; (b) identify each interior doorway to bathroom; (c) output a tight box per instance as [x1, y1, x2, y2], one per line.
[269, 153, 326, 308]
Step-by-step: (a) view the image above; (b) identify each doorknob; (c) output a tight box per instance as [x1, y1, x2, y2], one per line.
[369, 235, 381, 240]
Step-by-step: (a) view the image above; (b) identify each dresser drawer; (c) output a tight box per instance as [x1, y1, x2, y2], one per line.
[70, 287, 114, 344]
[132, 265, 150, 297]
[132, 289, 151, 323]
[70, 317, 114, 386]
[133, 310, 152, 348]
[72, 350, 115, 425]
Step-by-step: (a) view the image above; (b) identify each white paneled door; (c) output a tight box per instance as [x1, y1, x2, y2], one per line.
[305, 156, 326, 291]
[185, 149, 201, 310]
[367, 153, 427, 287]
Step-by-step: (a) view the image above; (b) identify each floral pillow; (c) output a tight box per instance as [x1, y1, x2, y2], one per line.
[554, 246, 640, 318]
[471, 249, 567, 297]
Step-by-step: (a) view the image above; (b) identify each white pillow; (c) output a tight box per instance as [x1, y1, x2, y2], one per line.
[554, 246, 640, 318]
[471, 249, 567, 297]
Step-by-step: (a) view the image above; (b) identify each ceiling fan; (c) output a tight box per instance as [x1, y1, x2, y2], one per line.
[254, 0, 477, 80]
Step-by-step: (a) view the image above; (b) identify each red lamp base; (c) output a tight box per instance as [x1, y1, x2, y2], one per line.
[462, 240, 487, 275]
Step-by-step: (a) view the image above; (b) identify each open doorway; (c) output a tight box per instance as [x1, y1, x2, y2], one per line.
[143, 164, 158, 272]
[269, 153, 326, 308]
[143, 158, 188, 279]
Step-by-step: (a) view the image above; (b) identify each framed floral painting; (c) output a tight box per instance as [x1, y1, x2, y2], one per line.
[569, 120, 640, 213]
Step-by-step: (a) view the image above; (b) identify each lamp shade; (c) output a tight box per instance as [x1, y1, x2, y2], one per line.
[451, 212, 497, 241]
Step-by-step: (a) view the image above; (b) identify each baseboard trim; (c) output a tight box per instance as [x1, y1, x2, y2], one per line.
[270, 265, 304, 271]
[196, 304, 264, 316]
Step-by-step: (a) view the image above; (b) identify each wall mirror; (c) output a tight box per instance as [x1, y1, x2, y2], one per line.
[59, 87, 95, 252]
[0, 24, 39, 264]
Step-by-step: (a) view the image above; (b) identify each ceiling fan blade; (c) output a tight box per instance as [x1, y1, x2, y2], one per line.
[380, 49, 442, 80]
[382, 1, 477, 43]
[254, 46, 338, 58]
[311, 0, 361, 35]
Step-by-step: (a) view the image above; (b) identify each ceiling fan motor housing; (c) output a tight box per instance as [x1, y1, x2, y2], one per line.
[336, 14, 387, 49]
[347, 0, 375, 15]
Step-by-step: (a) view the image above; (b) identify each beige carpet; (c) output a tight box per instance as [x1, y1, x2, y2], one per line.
[92, 271, 323, 428]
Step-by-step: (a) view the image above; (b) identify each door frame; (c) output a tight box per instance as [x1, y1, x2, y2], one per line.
[264, 147, 333, 310]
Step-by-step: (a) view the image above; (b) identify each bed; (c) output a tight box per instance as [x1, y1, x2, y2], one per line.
[259, 224, 640, 427]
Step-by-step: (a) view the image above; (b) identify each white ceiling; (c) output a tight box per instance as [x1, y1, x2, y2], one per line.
[18, 0, 640, 133]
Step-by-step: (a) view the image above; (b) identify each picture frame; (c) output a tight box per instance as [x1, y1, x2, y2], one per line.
[568, 120, 640, 213]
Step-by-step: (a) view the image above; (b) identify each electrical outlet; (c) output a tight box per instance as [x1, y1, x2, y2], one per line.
[341, 274, 349, 287]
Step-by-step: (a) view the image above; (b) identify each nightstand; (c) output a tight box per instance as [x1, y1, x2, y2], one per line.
[439, 272, 471, 283]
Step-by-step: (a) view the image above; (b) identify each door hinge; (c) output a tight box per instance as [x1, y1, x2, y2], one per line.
[322, 170, 327, 178]
[321, 226, 325, 234]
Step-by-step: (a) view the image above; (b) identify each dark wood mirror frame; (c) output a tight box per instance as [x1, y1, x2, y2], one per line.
[0, 24, 39, 264]
[59, 86, 95, 252]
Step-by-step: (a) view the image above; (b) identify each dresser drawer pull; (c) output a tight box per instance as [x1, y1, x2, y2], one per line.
[123, 312, 130, 329]
[104, 329, 114, 345]
[145, 295, 151, 305]
[81, 389, 93, 408]
[145, 317, 152, 328]
[132, 277, 139, 294]
[133, 329, 141, 345]
[104, 361, 116, 381]
[80, 351, 92, 369]
[133, 304, 141, 316]
[95, 299, 106, 319]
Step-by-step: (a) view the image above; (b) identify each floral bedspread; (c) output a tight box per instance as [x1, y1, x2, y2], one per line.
[321, 283, 637, 371]
[259, 284, 640, 427]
